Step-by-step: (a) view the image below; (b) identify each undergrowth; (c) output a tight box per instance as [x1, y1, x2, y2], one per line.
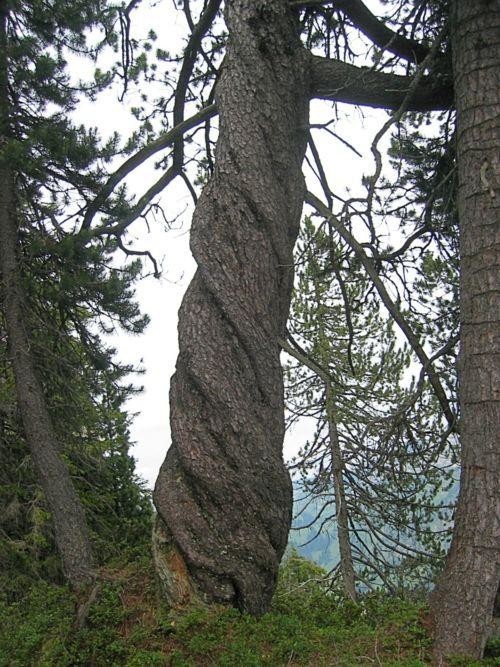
[0, 551, 498, 666]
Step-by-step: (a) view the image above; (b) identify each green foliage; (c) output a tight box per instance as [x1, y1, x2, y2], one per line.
[1, 552, 496, 666]
[285, 217, 456, 593]
[484, 637, 500, 661]
[1, 0, 153, 590]
[0, 581, 74, 667]
[1, 242, 153, 584]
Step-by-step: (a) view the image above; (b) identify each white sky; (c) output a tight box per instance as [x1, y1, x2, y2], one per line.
[79, 1, 392, 488]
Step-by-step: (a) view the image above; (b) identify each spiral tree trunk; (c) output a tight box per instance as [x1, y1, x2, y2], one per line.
[430, 0, 500, 661]
[153, 0, 309, 616]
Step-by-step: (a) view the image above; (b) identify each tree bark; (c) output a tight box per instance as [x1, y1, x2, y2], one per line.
[153, 0, 309, 616]
[326, 386, 357, 602]
[0, 4, 95, 590]
[430, 0, 500, 661]
[310, 55, 454, 111]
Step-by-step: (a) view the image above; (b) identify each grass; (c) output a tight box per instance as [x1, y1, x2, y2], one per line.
[0, 552, 498, 666]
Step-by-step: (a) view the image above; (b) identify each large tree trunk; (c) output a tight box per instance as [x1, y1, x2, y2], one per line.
[0, 4, 95, 590]
[153, 0, 309, 616]
[430, 0, 500, 661]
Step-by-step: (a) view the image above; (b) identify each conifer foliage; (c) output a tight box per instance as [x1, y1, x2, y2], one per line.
[285, 214, 457, 596]
[0, 0, 151, 591]
[0, 0, 497, 663]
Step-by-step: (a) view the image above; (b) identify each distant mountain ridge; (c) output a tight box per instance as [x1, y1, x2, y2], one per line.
[287, 479, 459, 571]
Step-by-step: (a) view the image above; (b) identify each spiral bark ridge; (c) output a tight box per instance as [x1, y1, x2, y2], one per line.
[153, 0, 309, 616]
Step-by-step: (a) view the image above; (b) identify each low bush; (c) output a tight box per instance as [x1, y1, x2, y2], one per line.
[0, 551, 497, 666]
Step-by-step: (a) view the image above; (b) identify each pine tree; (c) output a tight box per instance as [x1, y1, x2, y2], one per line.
[51, 0, 497, 657]
[0, 0, 151, 589]
[284, 217, 455, 596]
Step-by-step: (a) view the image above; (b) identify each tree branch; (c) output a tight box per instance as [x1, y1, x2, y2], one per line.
[83, 0, 221, 236]
[310, 54, 453, 110]
[279, 333, 331, 385]
[116, 237, 160, 278]
[82, 55, 452, 234]
[365, 25, 447, 216]
[80, 104, 216, 232]
[305, 190, 458, 432]
[91, 164, 178, 237]
[334, 0, 430, 64]
[172, 0, 221, 169]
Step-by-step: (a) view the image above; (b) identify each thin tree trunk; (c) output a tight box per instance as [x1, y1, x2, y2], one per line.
[153, 0, 309, 615]
[430, 0, 500, 661]
[0, 4, 94, 589]
[279, 334, 358, 600]
[325, 386, 357, 602]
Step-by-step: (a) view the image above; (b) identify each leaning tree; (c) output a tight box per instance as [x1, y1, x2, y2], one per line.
[80, 0, 498, 661]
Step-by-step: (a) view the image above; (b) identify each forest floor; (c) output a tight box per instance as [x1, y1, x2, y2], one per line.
[1, 552, 498, 666]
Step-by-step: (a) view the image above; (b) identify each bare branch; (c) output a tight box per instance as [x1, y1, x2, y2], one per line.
[310, 54, 453, 110]
[91, 164, 179, 237]
[173, 0, 222, 169]
[366, 26, 447, 215]
[305, 190, 458, 432]
[334, 0, 431, 64]
[116, 237, 160, 278]
[80, 104, 216, 231]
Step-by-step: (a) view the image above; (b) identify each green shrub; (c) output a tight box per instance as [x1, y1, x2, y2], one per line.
[0, 553, 497, 666]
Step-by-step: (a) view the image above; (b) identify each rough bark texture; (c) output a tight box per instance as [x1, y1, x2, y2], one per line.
[430, 0, 500, 661]
[0, 5, 95, 590]
[153, 0, 309, 616]
[310, 54, 454, 111]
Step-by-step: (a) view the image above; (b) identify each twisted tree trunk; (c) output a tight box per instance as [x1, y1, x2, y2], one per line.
[153, 0, 309, 615]
[430, 0, 500, 661]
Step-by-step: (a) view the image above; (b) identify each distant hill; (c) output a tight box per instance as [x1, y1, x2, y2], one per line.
[287, 478, 459, 571]
[288, 490, 340, 570]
